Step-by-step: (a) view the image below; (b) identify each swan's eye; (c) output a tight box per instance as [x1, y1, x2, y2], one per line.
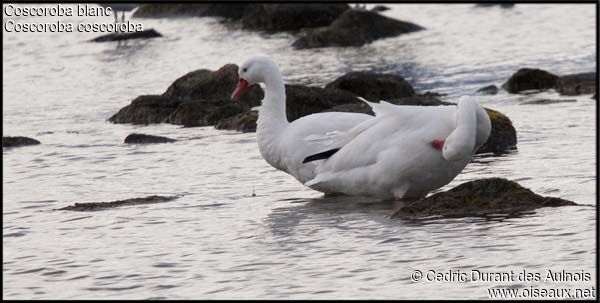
[242, 68, 247, 73]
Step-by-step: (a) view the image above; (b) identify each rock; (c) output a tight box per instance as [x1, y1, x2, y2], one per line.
[109, 64, 263, 125]
[162, 64, 262, 104]
[109, 95, 180, 124]
[58, 195, 178, 211]
[215, 111, 259, 133]
[476, 84, 499, 95]
[371, 5, 391, 12]
[292, 9, 424, 49]
[475, 3, 515, 8]
[521, 99, 577, 105]
[165, 99, 249, 127]
[284, 85, 361, 121]
[325, 71, 415, 101]
[124, 133, 176, 144]
[132, 3, 250, 19]
[89, 29, 162, 42]
[556, 72, 596, 96]
[3, 136, 41, 148]
[478, 108, 517, 154]
[502, 68, 559, 94]
[323, 96, 451, 115]
[388, 96, 453, 106]
[241, 4, 349, 32]
[390, 178, 576, 219]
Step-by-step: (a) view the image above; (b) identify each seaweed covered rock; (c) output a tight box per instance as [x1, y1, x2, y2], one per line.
[58, 195, 179, 211]
[241, 4, 349, 32]
[132, 3, 250, 19]
[390, 178, 576, 219]
[325, 71, 415, 101]
[3, 136, 41, 148]
[521, 99, 577, 105]
[478, 108, 517, 154]
[292, 9, 424, 49]
[90, 29, 162, 42]
[109, 64, 263, 125]
[124, 133, 176, 144]
[502, 68, 559, 93]
[556, 72, 597, 96]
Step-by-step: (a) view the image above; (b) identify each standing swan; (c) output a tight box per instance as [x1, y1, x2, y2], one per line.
[231, 55, 491, 200]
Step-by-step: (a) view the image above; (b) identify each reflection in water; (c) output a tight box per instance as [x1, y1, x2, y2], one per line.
[3, 3, 596, 300]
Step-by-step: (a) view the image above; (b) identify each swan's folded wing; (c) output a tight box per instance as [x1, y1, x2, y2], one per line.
[302, 115, 384, 163]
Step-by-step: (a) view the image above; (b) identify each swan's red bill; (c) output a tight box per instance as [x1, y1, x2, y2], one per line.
[231, 78, 250, 100]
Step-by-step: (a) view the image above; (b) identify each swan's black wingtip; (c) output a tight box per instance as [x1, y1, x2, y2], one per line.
[302, 148, 340, 164]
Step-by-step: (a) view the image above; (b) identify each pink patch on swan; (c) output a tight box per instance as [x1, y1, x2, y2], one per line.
[431, 140, 444, 150]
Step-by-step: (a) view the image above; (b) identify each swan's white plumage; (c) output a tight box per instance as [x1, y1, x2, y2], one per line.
[235, 55, 491, 199]
[305, 96, 491, 199]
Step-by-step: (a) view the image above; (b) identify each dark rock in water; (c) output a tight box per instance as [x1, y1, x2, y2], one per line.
[109, 95, 180, 124]
[58, 195, 178, 211]
[242, 4, 349, 32]
[292, 9, 424, 49]
[284, 85, 361, 121]
[476, 84, 499, 95]
[124, 133, 176, 144]
[132, 3, 250, 19]
[109, 64, 263, 125]
[165, 99, 249, 127]
[478, 108, 517, 154]
[419, 91, 446, 98]
[90, 29, 162, 42]
[390, 178, 576, 219]
[323, 96, 452, 115]
[475, 3, 515, 8]
[371, 5, 391, 12]
[521, 99, 577, 105]
[215, 111, 259, 133]
[388, 96, 454, 106]
[556, 72, 597, 96]
[502, 68, 559, 94]
[162, 64, 263, 104]
[3, 136, 41, 148]
[325, 71, 415, 101]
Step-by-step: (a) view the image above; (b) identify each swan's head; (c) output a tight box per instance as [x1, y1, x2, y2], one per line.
[231, 55, 279, 100]
[442, 132, 472, 162]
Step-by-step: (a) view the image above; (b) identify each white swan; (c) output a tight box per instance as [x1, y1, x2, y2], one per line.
[231, 55, 491, 200]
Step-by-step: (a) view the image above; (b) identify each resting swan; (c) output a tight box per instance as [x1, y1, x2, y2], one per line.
[231, 55, 491, 200]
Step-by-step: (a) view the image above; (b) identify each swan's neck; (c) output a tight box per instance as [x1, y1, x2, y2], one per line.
[256, 69, 289, 169]
[443, 99, 478, 161]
